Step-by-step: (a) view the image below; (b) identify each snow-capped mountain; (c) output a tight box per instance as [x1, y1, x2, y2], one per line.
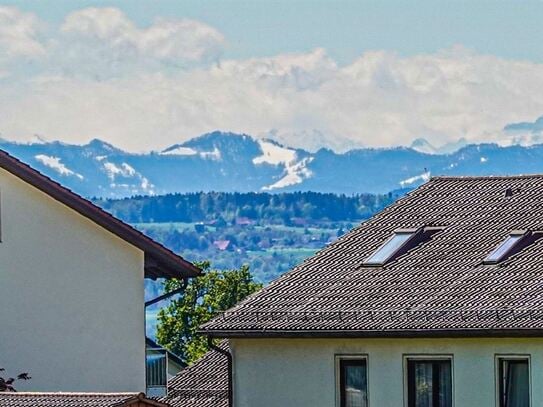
[4, 130, 543, 198]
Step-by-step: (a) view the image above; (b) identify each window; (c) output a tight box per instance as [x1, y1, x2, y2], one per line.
[146, 348, 168, 397]
[364, 229, 417, 266]
[484, 232, 528, 264]
[406, 357, 452, 407]
[497, 357, 530, 407]
[339, 357, 368, 407]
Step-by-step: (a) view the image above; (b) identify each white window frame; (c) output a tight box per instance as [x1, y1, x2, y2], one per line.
[495, 354, 531, 407]
[335, 354, 370, 407]
[403, 354, 455, 407]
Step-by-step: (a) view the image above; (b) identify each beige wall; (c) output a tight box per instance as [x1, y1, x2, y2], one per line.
[231, 337, 543, 407]
[0, 168, 146, 392]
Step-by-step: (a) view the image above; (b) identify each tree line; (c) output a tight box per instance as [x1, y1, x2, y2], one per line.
[96, 191, 398, 224]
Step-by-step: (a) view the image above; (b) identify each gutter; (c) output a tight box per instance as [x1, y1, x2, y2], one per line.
[208, 336, 233, 407]
[202, 327, 543, 339]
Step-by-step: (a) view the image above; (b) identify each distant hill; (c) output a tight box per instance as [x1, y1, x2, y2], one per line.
[4, 130, 543, 197]
[96, 190, 397, 225]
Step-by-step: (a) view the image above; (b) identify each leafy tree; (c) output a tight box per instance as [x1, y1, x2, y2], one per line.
[156, 261, 262, 364]
[0, 368, 30, 392]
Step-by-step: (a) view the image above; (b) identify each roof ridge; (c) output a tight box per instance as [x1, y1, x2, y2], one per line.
[431, 174, 543, 180]
[0, 392, 138, 396]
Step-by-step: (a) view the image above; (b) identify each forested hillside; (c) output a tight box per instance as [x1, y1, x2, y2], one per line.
[97, 191, 397, 224]
[97, 191, 399, 283]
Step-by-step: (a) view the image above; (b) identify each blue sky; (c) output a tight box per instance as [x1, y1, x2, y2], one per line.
[1, 1, 543, 151]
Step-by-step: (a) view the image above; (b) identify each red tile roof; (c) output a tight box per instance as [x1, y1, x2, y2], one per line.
[201, 175, 543, 337]
[0, 149, 200, 280]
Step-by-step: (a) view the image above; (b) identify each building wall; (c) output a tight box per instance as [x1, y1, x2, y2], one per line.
[0, 168, 146, 392]
[230, 337, 543, 407]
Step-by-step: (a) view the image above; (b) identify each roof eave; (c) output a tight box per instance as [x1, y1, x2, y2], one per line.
[200, 328, 543, 339]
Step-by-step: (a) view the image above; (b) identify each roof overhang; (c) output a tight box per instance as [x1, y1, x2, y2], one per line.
[0, 149, 201, 280]
[202, 328, 543, 339]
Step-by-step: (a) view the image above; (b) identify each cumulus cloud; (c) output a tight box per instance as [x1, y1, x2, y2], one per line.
[0, 6, 45, 59]
[2, 7, 543, 152]
[60, 7, 224, 66]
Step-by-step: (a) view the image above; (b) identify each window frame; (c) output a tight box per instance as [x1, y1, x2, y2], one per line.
[403, 354, 454, 407]
[483, 231, 529, 264]
[363, 228, 419, 266]
[335, 354, 369, 407]
[495, 354, 531, 407]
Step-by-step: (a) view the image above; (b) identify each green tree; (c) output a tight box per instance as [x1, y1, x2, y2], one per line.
[0, 368, 31, 392]
[156, 261, 262, 364]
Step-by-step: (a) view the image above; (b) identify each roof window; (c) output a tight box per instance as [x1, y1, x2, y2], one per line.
[364, 230, 417, 266]
[363, 226, 443, 266]
[483, 231, 532, 264]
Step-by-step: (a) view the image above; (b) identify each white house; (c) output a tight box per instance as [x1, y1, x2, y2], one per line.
[0, 149, 200, 393]
[202, 176, 543, 407]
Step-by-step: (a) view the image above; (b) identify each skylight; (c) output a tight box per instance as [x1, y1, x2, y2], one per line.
[483, 231, 528, 264]
[364, 229, 417, 266]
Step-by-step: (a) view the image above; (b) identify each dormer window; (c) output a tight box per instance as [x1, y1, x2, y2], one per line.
[484, 231, 529, 264]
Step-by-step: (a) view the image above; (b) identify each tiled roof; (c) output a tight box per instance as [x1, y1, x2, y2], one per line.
[0, 392, 168, 407]
[0, 149, 200, 279]
[159, 342, 229, 407]
[201, 176, 543, 336]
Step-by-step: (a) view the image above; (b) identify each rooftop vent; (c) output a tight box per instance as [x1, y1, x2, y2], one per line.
[504, 187, 521, 198]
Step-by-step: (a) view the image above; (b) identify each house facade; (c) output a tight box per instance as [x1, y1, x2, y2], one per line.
[0, 150, 199, 393]
[202, 176, 543, 407]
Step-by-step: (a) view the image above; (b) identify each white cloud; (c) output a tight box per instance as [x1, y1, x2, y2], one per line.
[60, 7, 224, 65]
[0, 6, 45, 58]
[2, 8, 543, 152]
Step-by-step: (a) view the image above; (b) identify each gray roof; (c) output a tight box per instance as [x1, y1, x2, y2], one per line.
[0, 392, 168, 407]
[159, 342, 228, 407]
[201, 176, 543, 337]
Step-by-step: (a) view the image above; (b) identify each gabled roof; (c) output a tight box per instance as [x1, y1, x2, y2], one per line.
[158, 342, 229, 407]
[201, 175, 543, 337]
[0, 149, 200, 279]
[0, 392, 169, 407]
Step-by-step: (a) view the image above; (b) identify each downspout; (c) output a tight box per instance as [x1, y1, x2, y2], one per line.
[208, 336, 233, 407]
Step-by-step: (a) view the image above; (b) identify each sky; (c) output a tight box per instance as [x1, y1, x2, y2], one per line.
[1, 0, 543, 152]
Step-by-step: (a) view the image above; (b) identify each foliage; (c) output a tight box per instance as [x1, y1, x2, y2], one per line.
[97, 191, 397, 225]
[156, 261, 262, 364]
[0, 368, 30, 392]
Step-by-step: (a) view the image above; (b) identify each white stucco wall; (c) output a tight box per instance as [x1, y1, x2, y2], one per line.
[0, 168, 146, 392]
[231, 337, 543, 406]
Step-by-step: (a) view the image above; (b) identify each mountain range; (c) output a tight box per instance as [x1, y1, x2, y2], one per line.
[3, 128, 543, 198]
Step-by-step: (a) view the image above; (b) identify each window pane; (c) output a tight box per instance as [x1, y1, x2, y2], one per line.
[341, 360, 367, 407]
[365, 232, 414, 264]
[500, 359, 530, 407]
[408, 360, 452, 407]
[485, 235, 524, 263]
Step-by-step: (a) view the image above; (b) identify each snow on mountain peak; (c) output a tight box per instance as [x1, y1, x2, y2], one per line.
[410, 138, 437, 154]
[252, 139, 297, 166]
[253, 139, 313, 190]
[399, 170, 431, 188]
[161, 146, 198, 156]
[35, 155, 84, 180]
